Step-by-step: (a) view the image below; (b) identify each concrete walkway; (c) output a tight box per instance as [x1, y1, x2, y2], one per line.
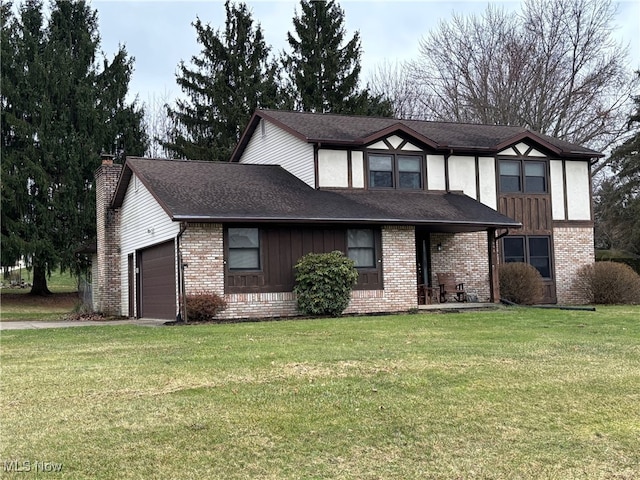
[0, 318, 167, 330]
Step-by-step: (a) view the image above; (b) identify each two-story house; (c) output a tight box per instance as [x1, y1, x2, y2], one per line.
[94, 110, 601, 320]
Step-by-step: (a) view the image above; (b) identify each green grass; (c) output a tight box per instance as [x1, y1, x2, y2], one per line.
[1, 269, 80, 321]
[1, 268, 78, 294]
[1, 307, 639, 479]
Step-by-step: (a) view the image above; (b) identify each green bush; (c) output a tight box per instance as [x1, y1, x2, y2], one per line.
[294, 251, 359, 316]
[574, 261, 640, 305]
[185, 291, 227, 322]
[499, 262, 544, 305]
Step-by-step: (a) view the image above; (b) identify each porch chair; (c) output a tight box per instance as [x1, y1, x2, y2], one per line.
[436, 272, 467, 303]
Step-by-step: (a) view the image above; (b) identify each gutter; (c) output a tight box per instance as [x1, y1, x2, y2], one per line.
[176, 222, 188, 323]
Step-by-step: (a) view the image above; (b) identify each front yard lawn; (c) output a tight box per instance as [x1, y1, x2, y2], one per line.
[1, 306, 638, 479]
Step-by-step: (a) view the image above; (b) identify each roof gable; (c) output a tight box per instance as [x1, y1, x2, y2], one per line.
[231, 110, 603, 162]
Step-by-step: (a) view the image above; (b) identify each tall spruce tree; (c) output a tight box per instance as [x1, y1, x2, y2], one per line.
[1, 0, 147, 295]
[165, 1, 283, 161]
[594, 73, 640, 255]
[284, 0, 391, 115]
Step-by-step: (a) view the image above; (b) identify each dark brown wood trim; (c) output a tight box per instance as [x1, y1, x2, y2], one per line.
[562, 160, 569, 221]
[314, 144, 320, 190]
[588, 161, 595, 222]
[444, 152, 451, 192]
[552, 220, 594, 228]
[347, 150, 353, 188]
[475, 155, 481, 202]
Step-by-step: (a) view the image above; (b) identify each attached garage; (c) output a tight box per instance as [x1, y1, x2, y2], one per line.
[138, 240, 176, 320]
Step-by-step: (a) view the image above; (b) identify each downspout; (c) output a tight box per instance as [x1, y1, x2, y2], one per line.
[489, 229, 510, 303]
[176, 222, 188, 323]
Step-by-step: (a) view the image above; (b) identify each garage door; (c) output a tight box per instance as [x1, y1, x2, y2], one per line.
[139, 241, 176, 320]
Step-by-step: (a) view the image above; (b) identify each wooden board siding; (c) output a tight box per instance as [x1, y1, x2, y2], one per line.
[119, 175, 180, 317]
[226, 227, 382, 294]
[240, 120, 315, 187]
[499, 195, 552, 235]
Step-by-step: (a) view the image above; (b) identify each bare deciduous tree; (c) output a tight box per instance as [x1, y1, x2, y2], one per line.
[368, 60, 426, 119]
[390, 0, 636, 173]
[142, 91, 177, 159]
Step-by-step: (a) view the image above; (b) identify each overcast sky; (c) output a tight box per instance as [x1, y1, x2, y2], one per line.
[91, 0, 640, 106]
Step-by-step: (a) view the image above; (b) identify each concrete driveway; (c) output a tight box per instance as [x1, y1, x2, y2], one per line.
[0, 318, 168, 330]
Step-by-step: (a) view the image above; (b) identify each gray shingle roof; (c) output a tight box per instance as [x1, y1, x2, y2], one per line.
[114, 158, 520, 232]
[230, 110, 602, 161]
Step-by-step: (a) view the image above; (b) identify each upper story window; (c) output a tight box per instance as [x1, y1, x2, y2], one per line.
[499, 160, 547, 193]
[368, 154, 422, 190]
[228, 228, 260, 270]
[347, 229, 375, 267]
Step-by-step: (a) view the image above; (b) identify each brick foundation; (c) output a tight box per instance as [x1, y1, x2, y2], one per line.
[553, 227, 594, 304]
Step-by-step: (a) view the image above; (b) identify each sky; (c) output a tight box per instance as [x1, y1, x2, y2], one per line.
[91, 0, 640, 106]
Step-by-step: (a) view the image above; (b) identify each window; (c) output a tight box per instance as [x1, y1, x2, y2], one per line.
[368, 154, 422, 189]
[525, 162, 546, 193]
[369, 155, 393, 188]
[502, 236, 551, 278]
[499, 160, 547, 193]
[347, 229, 375, 267]
[228, 228, 260, 270]
[398, 156, 422, 189]
[503, 237, 525, 263]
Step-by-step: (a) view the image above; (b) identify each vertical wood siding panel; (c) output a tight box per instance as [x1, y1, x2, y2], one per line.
[240, 121, 315, 187]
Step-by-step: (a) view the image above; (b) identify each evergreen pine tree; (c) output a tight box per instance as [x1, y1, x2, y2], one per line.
[1, 0, 147, 295]
[164, 1, 283, 161]
[595, 74, 640, 255]
[284, 0, 392, 116]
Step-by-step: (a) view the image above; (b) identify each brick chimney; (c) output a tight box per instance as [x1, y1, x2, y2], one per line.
[95, 154, 123, 316]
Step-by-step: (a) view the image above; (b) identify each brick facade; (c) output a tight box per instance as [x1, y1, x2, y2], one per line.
[553, 227, 595, 304]
[430, 231, 491, 302]
[179, 224, 419, 319]
[95, 159, 122, 315]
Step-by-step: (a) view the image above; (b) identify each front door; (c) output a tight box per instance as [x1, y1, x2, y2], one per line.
[415, 230, 432, 304]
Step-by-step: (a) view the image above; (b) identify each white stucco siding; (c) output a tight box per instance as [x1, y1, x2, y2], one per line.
[550, 160, 566, 220]
[240, 120, 315, 187]
[352, 151, 364, 188]
[447, 156, 477, 198]
[119, 176, 180, 316]
[477, 157, 497, 209]
[427, 155, 446, 190]
[565, 161, 592, 220]
[318, 149, 349, 187]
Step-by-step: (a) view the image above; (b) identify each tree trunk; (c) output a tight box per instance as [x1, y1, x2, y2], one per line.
[30, 263, 51, 296]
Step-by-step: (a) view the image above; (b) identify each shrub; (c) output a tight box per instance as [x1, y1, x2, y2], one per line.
[499, 262, 543, 305]
[294, 251, 359, 316]
[574, 261, 640, 305]
[185, 291, 227, 322]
